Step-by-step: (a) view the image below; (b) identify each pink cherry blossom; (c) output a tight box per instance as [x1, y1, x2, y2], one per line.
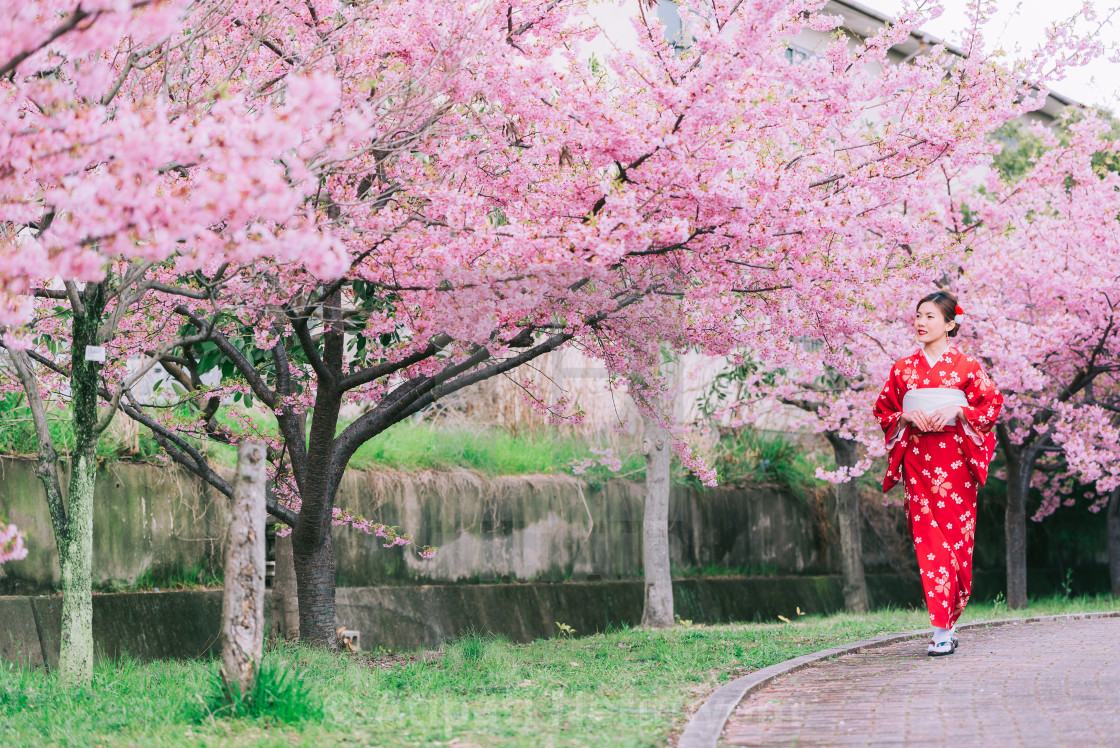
[3, 0, 1106, 644]
[0, 523, 28, 564]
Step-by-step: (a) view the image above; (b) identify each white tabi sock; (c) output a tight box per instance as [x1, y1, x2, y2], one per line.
[932, 626, 953, 645]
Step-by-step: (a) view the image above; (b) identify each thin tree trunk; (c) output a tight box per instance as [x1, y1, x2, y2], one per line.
[1004, 446, 1030, 609]
[640, 414, 674, 628]
[8, 346, 81, 681]
[221, 442, 267, 697]
[1108, 487, 1120, 599]
[825, 433, 869, 613]
[56, 282, 105, 684]
[57, 450, 95, 683]
[272, 532, 300, 640]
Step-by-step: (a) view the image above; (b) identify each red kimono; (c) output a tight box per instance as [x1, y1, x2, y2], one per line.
[873, 344, 1003, 629]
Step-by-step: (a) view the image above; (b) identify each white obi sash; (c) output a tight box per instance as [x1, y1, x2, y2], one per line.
[888, 388, 974, 451]
[902, 388, 969, 426]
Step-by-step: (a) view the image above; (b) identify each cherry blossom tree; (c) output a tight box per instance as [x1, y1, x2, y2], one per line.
[5, 0, 1093, 650]
[0, 0, 340, 682]
[949, 116, 1120, 608]
[1023, 121, 1120, 600]
[118, 0, 1087, 647]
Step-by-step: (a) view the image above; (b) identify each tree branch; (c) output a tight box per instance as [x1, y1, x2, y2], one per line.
[6, 348, 68, 537]
[338, 333, 452, 391]
[174, 305, 278, 410]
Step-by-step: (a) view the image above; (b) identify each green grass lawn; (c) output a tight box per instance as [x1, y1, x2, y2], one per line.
[1, 593, 1115, 747]
[2, 395, 818, 492]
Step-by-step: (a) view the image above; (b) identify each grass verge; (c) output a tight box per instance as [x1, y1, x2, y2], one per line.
[0, 593, 1114, 747]
[94, 560, 222, 593]
[347, 420, 647, 478]
[1, 394, 819, 495]
[0, 394, 163, 464]
[207, 414, 817, 491]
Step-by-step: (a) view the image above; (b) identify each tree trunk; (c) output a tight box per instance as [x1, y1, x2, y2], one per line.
[640, 414, 674, 628]
[1004, 446, 1030, 609]
[289, 455, 340, 647]
[292, 525, 337, 647]
[57, 451, 95, 684]
[290, 302, 344, 649]
[220, 443, 267, 697]
[825, 433, 869, 613]
[272, 532, 300, 640]
[1108, 487, 1120, 599]
[56, 283, 106, 685]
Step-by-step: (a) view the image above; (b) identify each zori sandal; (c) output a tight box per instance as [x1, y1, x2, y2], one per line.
[926, 639, 956, 657]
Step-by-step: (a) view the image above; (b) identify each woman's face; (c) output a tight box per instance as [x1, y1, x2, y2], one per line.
[915, 301, 954, 344]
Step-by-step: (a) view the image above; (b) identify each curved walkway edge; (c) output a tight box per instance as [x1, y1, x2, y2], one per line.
[676, 610, 1120, 748]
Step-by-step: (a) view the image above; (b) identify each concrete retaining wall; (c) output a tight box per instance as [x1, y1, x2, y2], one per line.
[0, 571, 1073, 666]
[0, 458, 228, 593]
[0, 458, 829, 592]
[1, 458, 1108, 601]
[0, 590, 226, 667]
[0, 576, 884, 665]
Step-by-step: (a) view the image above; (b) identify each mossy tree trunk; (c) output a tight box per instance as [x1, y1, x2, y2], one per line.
[57, 281, 106, 683]
[8, 280, 106, 684]
[824, 432, 869, 613]
[58, 452, 97, 683]
[640, 413, 674, 628]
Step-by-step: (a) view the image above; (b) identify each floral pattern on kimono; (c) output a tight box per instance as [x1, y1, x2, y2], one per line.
[872, 344, 1004, 629]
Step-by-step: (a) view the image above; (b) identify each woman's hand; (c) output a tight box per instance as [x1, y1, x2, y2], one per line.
[925, 405, 963, 431]
[900, 410, 934, 432]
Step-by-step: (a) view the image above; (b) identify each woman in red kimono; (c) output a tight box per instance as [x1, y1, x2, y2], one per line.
[873, 291, 1003, 656]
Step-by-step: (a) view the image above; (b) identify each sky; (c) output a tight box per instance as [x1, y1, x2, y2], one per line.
[875, 0, 1120, 115]
[585, 1, 1120, 116]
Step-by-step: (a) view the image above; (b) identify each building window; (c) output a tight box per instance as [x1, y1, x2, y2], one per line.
[784, 44, 811, 64]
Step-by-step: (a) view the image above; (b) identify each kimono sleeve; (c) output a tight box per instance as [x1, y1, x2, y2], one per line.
[873, 364, 908, 492]
[954, 357, 1003, 487]
[958, 360, 1003, 445]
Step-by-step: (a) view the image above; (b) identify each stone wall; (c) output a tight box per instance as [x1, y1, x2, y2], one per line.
[2, 569, 1100, 667]
[1, 457, 1108, 595]
[0, 575, 908, 665]
[0, 458, 228, 593]
[0, 458, 828, 592]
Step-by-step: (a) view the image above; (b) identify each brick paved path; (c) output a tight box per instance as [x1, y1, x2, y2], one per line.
[720, 617, 1120, 747]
